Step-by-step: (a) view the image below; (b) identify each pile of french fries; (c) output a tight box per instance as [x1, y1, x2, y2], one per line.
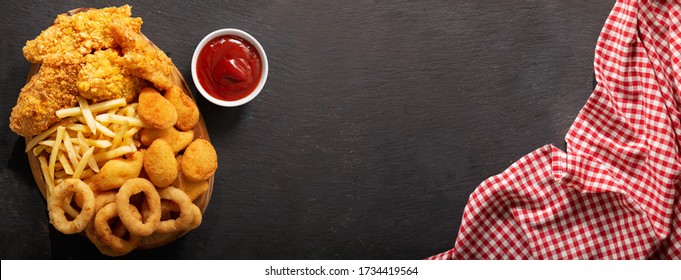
[26, 97, 145, 198]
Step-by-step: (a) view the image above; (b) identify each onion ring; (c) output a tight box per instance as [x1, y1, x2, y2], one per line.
[95, 190, 118, 212]
[85, 202, 141, 257]
[137, 200, 181, 249]
[143, 200, 179, 221]
[48, 178, 95, 234]
[94, 202, 142, 253]
[115, 178, 161, 236]
[85, 222, 128, 257]
[137, 200, 203, 249]
[158, 200, 202, 229]
[86, 194, 143, 257]
[138, 231, 178, 249]
[155, 187, 194, 233]
[160, 200, 179, 220]
[189, 203, 202, 230]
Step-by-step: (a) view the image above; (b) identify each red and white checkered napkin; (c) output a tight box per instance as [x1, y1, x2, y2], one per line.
[430, 0, 681, 259]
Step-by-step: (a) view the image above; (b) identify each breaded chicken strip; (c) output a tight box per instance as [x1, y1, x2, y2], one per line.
[23, 5, 142, 64]
[11, 6, 145, 137]
[10, 54, 82, 137]
[109, 19, 175, 90]
[77, 49, 147, 102]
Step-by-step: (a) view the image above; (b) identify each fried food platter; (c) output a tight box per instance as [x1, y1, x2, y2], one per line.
[21, 7, 215, 253]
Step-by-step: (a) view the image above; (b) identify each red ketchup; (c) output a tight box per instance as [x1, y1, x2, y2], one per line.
[196, 35, 262, 101]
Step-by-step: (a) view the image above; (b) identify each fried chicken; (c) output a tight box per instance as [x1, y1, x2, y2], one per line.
[10, 54, 82, 137]
[23, 5, 142, 64]
[77, 49, 147, 102]
[109, 19, 175, 90]
[11, 5, 180, 137]
[11, 6, 144, 137]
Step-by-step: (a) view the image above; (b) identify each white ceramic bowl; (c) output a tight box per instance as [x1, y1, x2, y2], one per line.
[191, 29, 268, 107]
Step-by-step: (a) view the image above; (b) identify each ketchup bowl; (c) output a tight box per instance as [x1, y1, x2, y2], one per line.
[191, 28, 268, 107]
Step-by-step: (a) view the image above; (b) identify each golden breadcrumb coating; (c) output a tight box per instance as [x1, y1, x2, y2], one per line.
[174, 155, 209, 201]
[11, 5, 183, 137]
[180, 139, 218, 182]
[11, 6, 145, 137]
[77, 49, 146, 102]
[23, 5, 142, 64]
[138, 87, 178, 129]
[164, 85, 199, 131]
[10, 54, 82, 137]
[109, 18, 175, 90]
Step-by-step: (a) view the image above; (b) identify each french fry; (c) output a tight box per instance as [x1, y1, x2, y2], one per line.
[38, 156, 54, 199]
[127, 138, 139, 152]
[65, 123, 89, 133]
[32, 145, 48, 156]
[90, 139, 112, 148]
[89, 98, 127, 113]
[34, 96, 145, 204]
[56, 98, 127, 118]
[78, 97, 98, 134]
[123, 105, 135, 117]
[111, 120, 129, 149]
[124, 127, 141, 138]
[95, 121, 116, 138]
[48, 127, 66, 179]
[76, 132, 88, 154]
[62, 133, 80, 169]
[77, 132, 100, 173]
[39, 140, 55, 147]
[25, 125, 59, 152]
[58, 154, 74, 175]
[55, 107, 81, 119]
[77, 132, 112, 149]
[93, 146, 134, 162]
[95, 114, 146, 127]
[41, 137, 110, 149]
[77, 116, 87, 125]
[73, 146, 95, 179]
[88, 157, 100, 173]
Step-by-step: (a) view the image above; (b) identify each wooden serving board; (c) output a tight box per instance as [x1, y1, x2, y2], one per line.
[25, 7, 214, 250]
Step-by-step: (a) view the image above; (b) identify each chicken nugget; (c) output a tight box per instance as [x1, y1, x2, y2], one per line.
[140, 127, 194, 154]
[138, 87, 177, 129]
[164, 86, 199, 131]
[94, 150, 144, 191]
[144, 139, 177, 188]
[77, 49, 147, 102]
[174, 155, 210, 201]
[109, 18, 174, 90]
[181, 139, 217, 182]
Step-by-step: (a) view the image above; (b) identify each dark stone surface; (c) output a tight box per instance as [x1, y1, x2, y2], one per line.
[0, 0, 614, 259]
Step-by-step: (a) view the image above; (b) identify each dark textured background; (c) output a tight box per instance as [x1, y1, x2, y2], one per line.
[0, 0, 614, 259]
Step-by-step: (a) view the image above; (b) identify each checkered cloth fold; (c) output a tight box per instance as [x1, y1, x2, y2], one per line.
[430, 0, 681, 259]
